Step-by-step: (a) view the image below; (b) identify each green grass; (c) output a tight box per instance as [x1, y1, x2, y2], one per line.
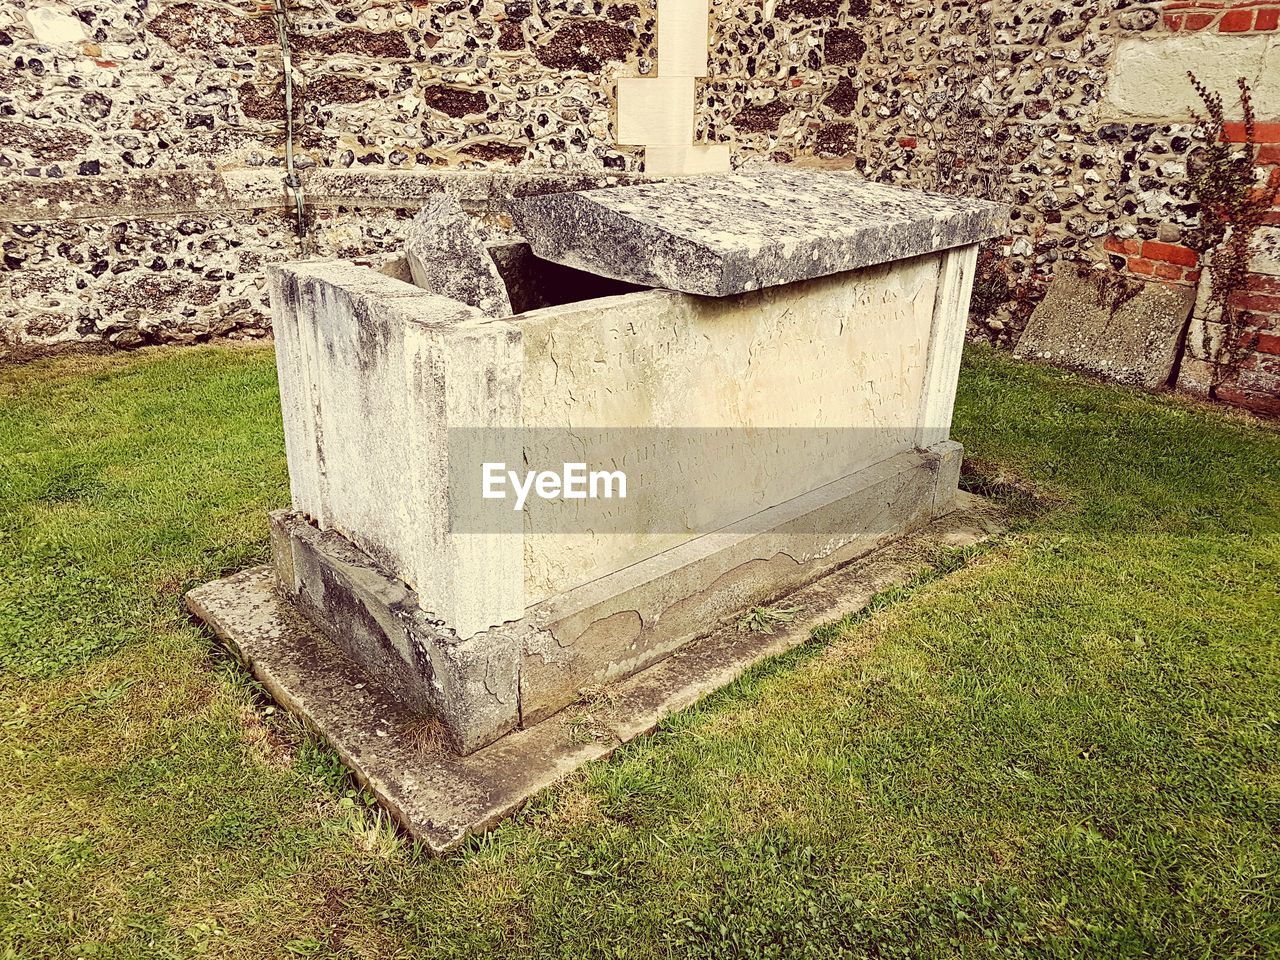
[1, 344, 1277, 958]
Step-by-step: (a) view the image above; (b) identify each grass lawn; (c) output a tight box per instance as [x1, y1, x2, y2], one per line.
[1, 343, 1278, 959]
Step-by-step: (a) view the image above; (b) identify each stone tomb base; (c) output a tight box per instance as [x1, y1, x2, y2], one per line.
[187, 492, 1004, 853]
[264, 442, 964, 757]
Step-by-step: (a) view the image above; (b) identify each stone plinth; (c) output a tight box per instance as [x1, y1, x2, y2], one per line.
[188, 497, 1006, 853]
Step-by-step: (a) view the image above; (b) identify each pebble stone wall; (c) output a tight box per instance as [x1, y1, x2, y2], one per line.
[2, 0, 1277, 409]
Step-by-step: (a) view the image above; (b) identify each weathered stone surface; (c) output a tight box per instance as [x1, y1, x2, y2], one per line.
[533, 18, 637, 72]
[459, 141, 527, 165]
[1178, 309, 1280, 417]
[732, 98, 791, 133]
[10, 0, 1266, 384]
[261, 443, 962, 740]
[919, 246, 979, 448]
[261, 437, 964, 746]
[497, 21, 525, 50]
[298, 169, 644, 214]
[0, 120, 90, 161]
[824, 76, 857, 116]
[519, 444, 959, 723]
[187, 495, 1005, 853]
[824, 27, 867, 64]
[513, 251, 954, 601]
[292, 29, 414, 58]
[145, 2, 275, 51]
[271, 510, 520, 754]
[1103, 34, 1280, 121]
[1249, 227, 1280, 277]
[237, 82, 290, 121]
[1014, 269, 1195, 389]
[403, 195, 513, 317]
[306, 75, 381, 105]
[267, 259, 523, 637]
[508, 171, 1007, 296]
[775, 0, 848, 18]
[815, 122, 859, 156]
[25, 6, 85, 44]
[422, 86, 490, 118]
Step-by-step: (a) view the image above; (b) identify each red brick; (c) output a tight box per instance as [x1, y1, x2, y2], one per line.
[1128, 258, 1156, 276]
[1154, 261, 1184, 280]
[898, 136, 917, 148]
[1256, 331, 1280, 354]
[1217, 326, 1272, 350]
[1258, 144, 1280, 165]
[1185, 11, 1217, 28]
[1226, 310, 1277, 332]
[1104, 235, 1142, 255]
[1184, 267, 1203, 283]
[1222, 121, 1280, 143]
[1142, 239, 1200, 266]
[1246, 274, 1280, 295]
[1255, 7, 1279, 29]
[1164, 13, 1184, 28]
[1256, 352, 1280, 376]
[1230, 290, 1280, 313]
[1215, 384, 1280, 417]
[1219, 8, 1253, 29]
[1242, 313, 1279, 332]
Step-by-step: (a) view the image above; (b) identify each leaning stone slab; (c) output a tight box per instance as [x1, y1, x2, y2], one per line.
[507, 170, 1008, 296]
[403, 194, 513, 317]
[1014, 269, 1195, 390]
[186, 494, 1005, 854]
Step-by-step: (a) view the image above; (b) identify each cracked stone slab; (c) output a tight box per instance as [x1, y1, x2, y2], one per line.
[404, 194, 513, 317]
[507, 170, 1008, 296]
[187, 493, 1005, 854]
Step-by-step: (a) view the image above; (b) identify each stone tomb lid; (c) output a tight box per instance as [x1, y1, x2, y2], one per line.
[508, 170, 1009, 297]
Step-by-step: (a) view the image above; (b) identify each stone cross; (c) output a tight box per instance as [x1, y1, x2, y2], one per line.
[616, 0, 733, 176]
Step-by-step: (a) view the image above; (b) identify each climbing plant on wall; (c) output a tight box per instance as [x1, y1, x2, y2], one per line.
[1186, 73, 1280, 400]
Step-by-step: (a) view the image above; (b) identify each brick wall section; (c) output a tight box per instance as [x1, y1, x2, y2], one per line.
[1164, 1, 1280, 32]
[1103, 236, 1202, 284]
[1175, 119, 1280, 415]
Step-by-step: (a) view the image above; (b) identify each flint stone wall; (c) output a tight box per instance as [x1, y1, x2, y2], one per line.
[2, 0, 1278, 413]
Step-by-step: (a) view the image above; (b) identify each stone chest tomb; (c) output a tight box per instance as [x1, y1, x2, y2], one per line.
[189, 171, 1007, 849]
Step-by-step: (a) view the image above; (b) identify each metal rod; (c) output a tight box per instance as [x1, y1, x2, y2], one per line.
[272, 0, 306, 240]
